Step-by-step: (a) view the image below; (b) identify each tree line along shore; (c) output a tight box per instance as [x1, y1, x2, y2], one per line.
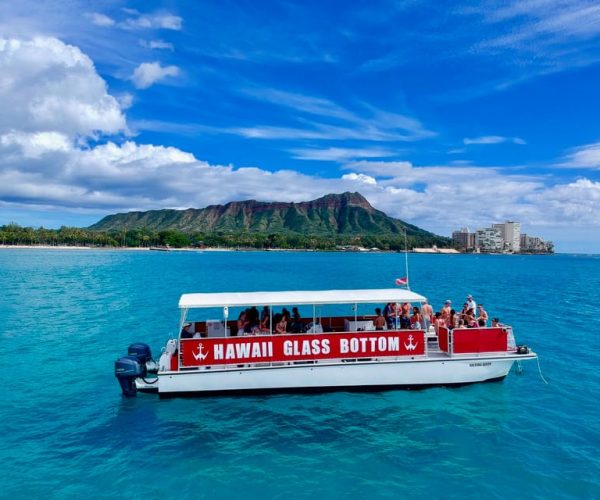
[0, 223, 451, 251]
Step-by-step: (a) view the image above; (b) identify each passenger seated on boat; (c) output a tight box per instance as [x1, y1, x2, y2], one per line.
[456, 319, 466, 329]
[260, 306, 270, 326]
[373, 308, 386, 330]
[245, 320, 262, 335]
[260, 312, 271, 334]
[275, 313, 288, 334]
[305, 321, 323, 333]
[237, 311, 248, 334]
[290, 307, 303, 333]
[246, 306, 260, 333]
[180, 323, 194, 339]
[410, 306, 422, 330]
[491, 317, 503, 327]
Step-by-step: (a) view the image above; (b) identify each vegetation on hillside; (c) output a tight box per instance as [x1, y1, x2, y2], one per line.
[89, 192, 443, 240]
[0, 223, 449, 250]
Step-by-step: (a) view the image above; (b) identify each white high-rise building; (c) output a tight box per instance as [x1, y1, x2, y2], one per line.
[492, 221, 521, 252]
[475, 227, 503, 252]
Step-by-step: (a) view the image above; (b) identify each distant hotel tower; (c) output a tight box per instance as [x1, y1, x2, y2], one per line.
[451, 228, 476, 251]
[492, 221, 521, 252]
[452, 222, 553, 253]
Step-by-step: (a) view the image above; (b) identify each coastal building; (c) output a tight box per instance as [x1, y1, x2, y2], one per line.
[452, 227, 476, 251]
[520, 234, 554, 253]
[475, 227, 503, 252]
[492, 221, 521, 252]
[521, 234, 535, 250]
[452, 222, 553, 254]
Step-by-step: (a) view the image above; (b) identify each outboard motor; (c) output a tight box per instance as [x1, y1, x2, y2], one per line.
[128, 343, 159, 374]
[115, 355, 145, 397]
[128, 343, 152, 364]
[115, 343, 157, 396]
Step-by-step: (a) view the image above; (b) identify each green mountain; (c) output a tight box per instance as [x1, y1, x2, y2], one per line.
[89, 192, 448, 246]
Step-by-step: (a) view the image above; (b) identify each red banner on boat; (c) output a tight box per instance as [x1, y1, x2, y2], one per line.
[180, 331, 425, 366]
[452, 327, 508, 354]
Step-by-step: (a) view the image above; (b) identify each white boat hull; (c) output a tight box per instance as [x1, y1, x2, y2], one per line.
[154, 353, 535, 396]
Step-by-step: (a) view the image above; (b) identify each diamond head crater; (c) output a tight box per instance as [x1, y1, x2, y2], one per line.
[0, 193, 450, 250]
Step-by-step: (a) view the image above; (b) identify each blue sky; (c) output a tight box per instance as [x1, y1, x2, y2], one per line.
[0, 0, 599, 251]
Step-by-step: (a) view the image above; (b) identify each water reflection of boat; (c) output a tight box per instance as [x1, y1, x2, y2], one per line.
[114, 288, 537, 397]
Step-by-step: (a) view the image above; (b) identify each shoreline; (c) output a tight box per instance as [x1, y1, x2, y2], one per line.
[0, 244, 556, 255]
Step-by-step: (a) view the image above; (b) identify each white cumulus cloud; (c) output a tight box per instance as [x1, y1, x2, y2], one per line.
[131, 61, 180, 89]
[341, 173, 377, 185]
[339, 160, 600, 232]
[0, 131, 71, 158]
[0, 37, 127, 138]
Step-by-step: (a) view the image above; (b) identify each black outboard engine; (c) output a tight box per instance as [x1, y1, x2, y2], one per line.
[115, 343, 153, 397]
[115, 355, 144, 397]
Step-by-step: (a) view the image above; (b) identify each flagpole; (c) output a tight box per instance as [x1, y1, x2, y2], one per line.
[404, 227, 410, 290]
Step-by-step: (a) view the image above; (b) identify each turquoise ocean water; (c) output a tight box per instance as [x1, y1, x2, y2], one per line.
[0, 249, 598, 498]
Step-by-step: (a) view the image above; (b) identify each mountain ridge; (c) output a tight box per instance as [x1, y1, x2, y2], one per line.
[89, 192, 449, 246]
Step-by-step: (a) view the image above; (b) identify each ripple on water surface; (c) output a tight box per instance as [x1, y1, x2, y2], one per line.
[0, 250, 598, 498]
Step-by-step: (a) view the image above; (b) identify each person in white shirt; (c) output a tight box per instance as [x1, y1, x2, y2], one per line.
[466, 295, 477, 315]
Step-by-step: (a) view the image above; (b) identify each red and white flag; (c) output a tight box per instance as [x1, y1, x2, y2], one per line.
[395, 277, 408, 286]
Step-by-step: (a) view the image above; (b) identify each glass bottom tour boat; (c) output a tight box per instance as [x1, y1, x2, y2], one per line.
[114, 288, 537, 397]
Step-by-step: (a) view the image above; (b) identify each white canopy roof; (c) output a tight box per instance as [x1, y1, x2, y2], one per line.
[179, 288, 427, 309]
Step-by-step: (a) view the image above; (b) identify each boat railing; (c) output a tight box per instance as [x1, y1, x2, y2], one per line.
[437, 325, 516, 357]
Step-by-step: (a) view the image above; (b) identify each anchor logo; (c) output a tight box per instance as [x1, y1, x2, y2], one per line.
[193, 343, 209, 361]
[404, 334, 418, 351]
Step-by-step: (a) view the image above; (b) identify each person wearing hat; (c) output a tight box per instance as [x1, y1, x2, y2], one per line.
[180, 322, 194, 339]
[466, 294, 477, 316]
